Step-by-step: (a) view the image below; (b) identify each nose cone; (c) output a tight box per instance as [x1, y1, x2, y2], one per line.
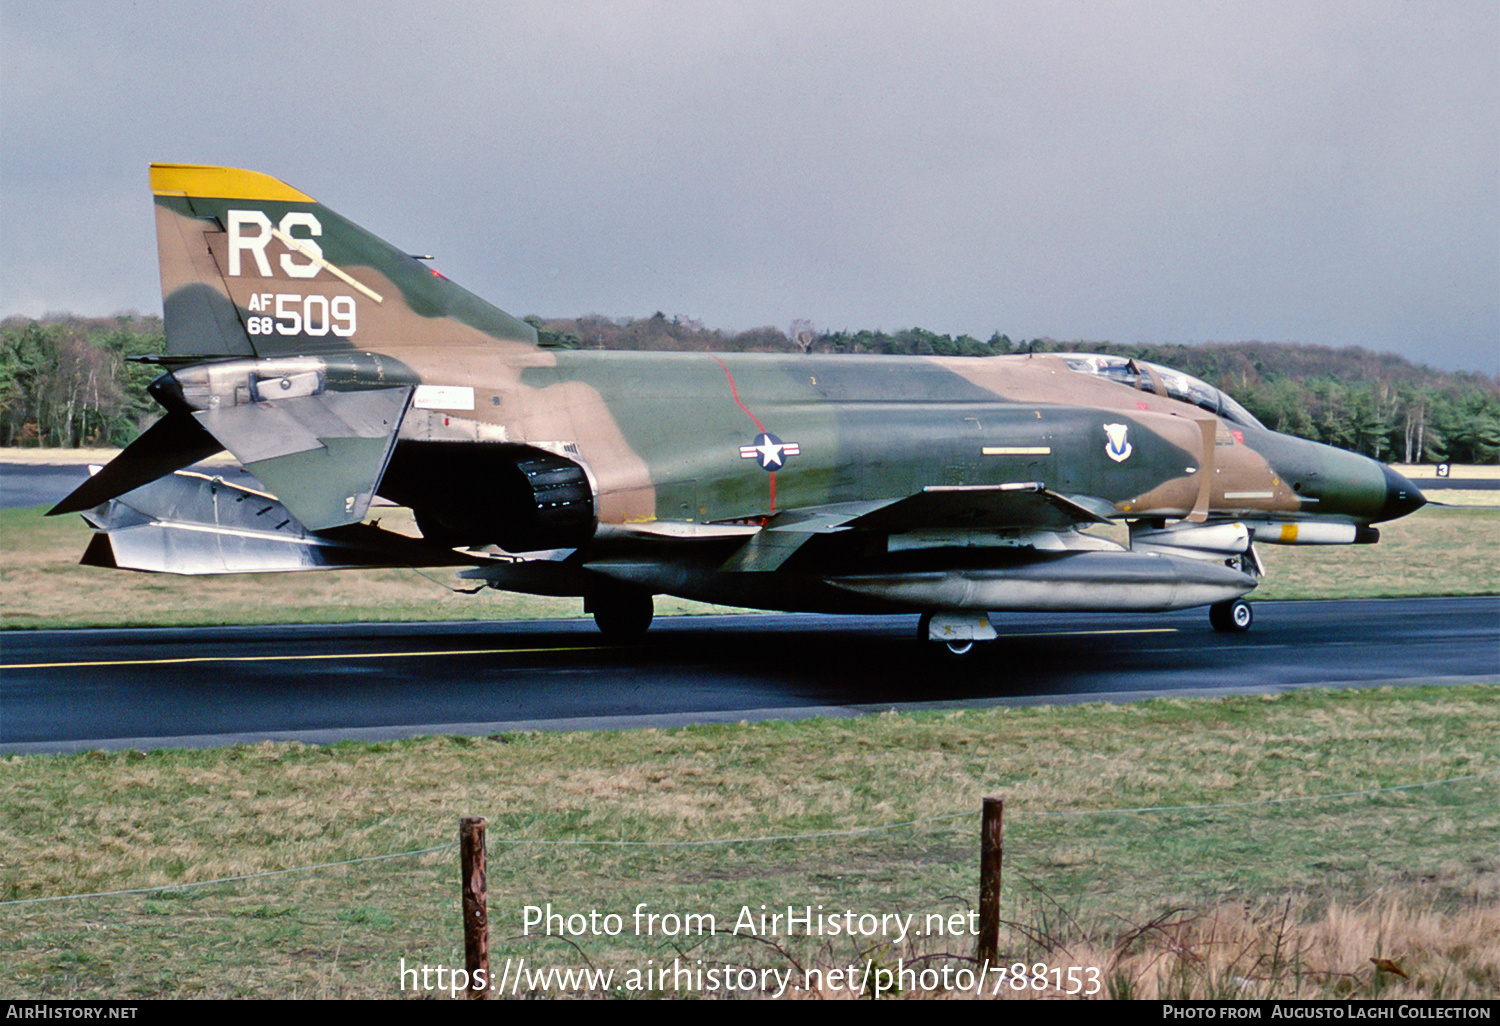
[1376, 465, 1426, 522]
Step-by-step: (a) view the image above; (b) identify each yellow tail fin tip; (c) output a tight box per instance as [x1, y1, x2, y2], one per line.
[150, 163, 314, 203]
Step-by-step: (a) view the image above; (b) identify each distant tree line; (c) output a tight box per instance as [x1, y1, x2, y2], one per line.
[531, 315, 1499, 464]
[0, 315, 162, 448]
[1064, 339, 1500, 465]
[4, 313, 1496, 463]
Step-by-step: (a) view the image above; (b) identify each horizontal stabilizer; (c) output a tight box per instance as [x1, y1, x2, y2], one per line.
[78, 470, 471, 574]
[48, 411, 224, 516]
[193, 386, 413, 530]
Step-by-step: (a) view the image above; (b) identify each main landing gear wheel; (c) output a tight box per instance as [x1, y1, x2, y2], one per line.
[590, 587, 654, 641]
[917, 613, 979, 658]
[1210, 598, 1253, 633]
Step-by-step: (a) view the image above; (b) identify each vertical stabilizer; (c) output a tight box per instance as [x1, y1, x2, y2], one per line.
[150, 163, 537, 358]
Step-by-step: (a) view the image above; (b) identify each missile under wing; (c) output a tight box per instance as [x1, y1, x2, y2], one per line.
[51, 165, 1427, 654]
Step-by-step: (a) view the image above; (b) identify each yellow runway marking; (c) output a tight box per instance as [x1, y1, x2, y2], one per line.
[4, 628, 1179, 670]
[1002, 628, 1179, 638]
[2, 646, 609, 670]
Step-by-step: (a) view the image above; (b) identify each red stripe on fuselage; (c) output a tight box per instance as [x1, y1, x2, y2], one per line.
[714, 358, 775, 513]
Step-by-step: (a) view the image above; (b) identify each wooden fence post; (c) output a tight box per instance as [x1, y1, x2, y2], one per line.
[461, 816, 489, 999]
[977, 797, 1003, 967]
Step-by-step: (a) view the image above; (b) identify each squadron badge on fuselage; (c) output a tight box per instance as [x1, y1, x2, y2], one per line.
[1103, 423, 1133, 463]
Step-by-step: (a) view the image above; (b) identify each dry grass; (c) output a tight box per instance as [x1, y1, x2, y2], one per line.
[740, 894, 1500, 1000]
[2, 687, 1496, 998]
[976, 895, 1500, 1000]
[1253, 504, 1499, 600]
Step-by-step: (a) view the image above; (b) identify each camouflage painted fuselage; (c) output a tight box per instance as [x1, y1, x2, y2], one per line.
[53, 165, 1425, 625]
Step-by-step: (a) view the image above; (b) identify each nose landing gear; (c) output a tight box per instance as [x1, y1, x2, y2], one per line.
[917, 611, 995, 658]
[1209, 597, 1253, 633]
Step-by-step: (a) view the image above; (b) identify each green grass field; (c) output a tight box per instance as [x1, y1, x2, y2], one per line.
[3, 457, 1496, 999]
[2, 687, 1495, 999]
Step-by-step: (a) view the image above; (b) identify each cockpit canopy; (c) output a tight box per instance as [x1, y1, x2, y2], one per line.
[1056, 353, 1264, 429]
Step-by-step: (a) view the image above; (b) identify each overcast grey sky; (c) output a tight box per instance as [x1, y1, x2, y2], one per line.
[3, 1, 1496, 372]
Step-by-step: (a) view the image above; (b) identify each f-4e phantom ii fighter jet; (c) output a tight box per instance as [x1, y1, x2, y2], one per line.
[51, 164, 1427, 654]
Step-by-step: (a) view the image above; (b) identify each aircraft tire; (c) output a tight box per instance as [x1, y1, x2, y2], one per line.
[591, 587, 654, 640]
[916, 613, 979, 658]
[1210, 598, 1253, 633]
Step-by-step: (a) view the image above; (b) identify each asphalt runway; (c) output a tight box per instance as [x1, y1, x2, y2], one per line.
[3, 596, 1495, 754]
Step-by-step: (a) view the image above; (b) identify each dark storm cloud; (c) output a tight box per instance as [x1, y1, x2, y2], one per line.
[2, 1, 1495, 372]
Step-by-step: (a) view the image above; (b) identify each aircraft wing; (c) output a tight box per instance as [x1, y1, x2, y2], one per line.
[717, 482, 1116, 573]
[735, 482, 1115, 537]
[839, 481, 1116, 532]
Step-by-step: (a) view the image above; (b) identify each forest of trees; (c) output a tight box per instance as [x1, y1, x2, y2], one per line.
[0, 314, 163, 449]
[4, 312, 1497, 464]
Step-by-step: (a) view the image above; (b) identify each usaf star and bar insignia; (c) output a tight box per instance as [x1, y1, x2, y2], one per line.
[740, 433, 801, 471]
